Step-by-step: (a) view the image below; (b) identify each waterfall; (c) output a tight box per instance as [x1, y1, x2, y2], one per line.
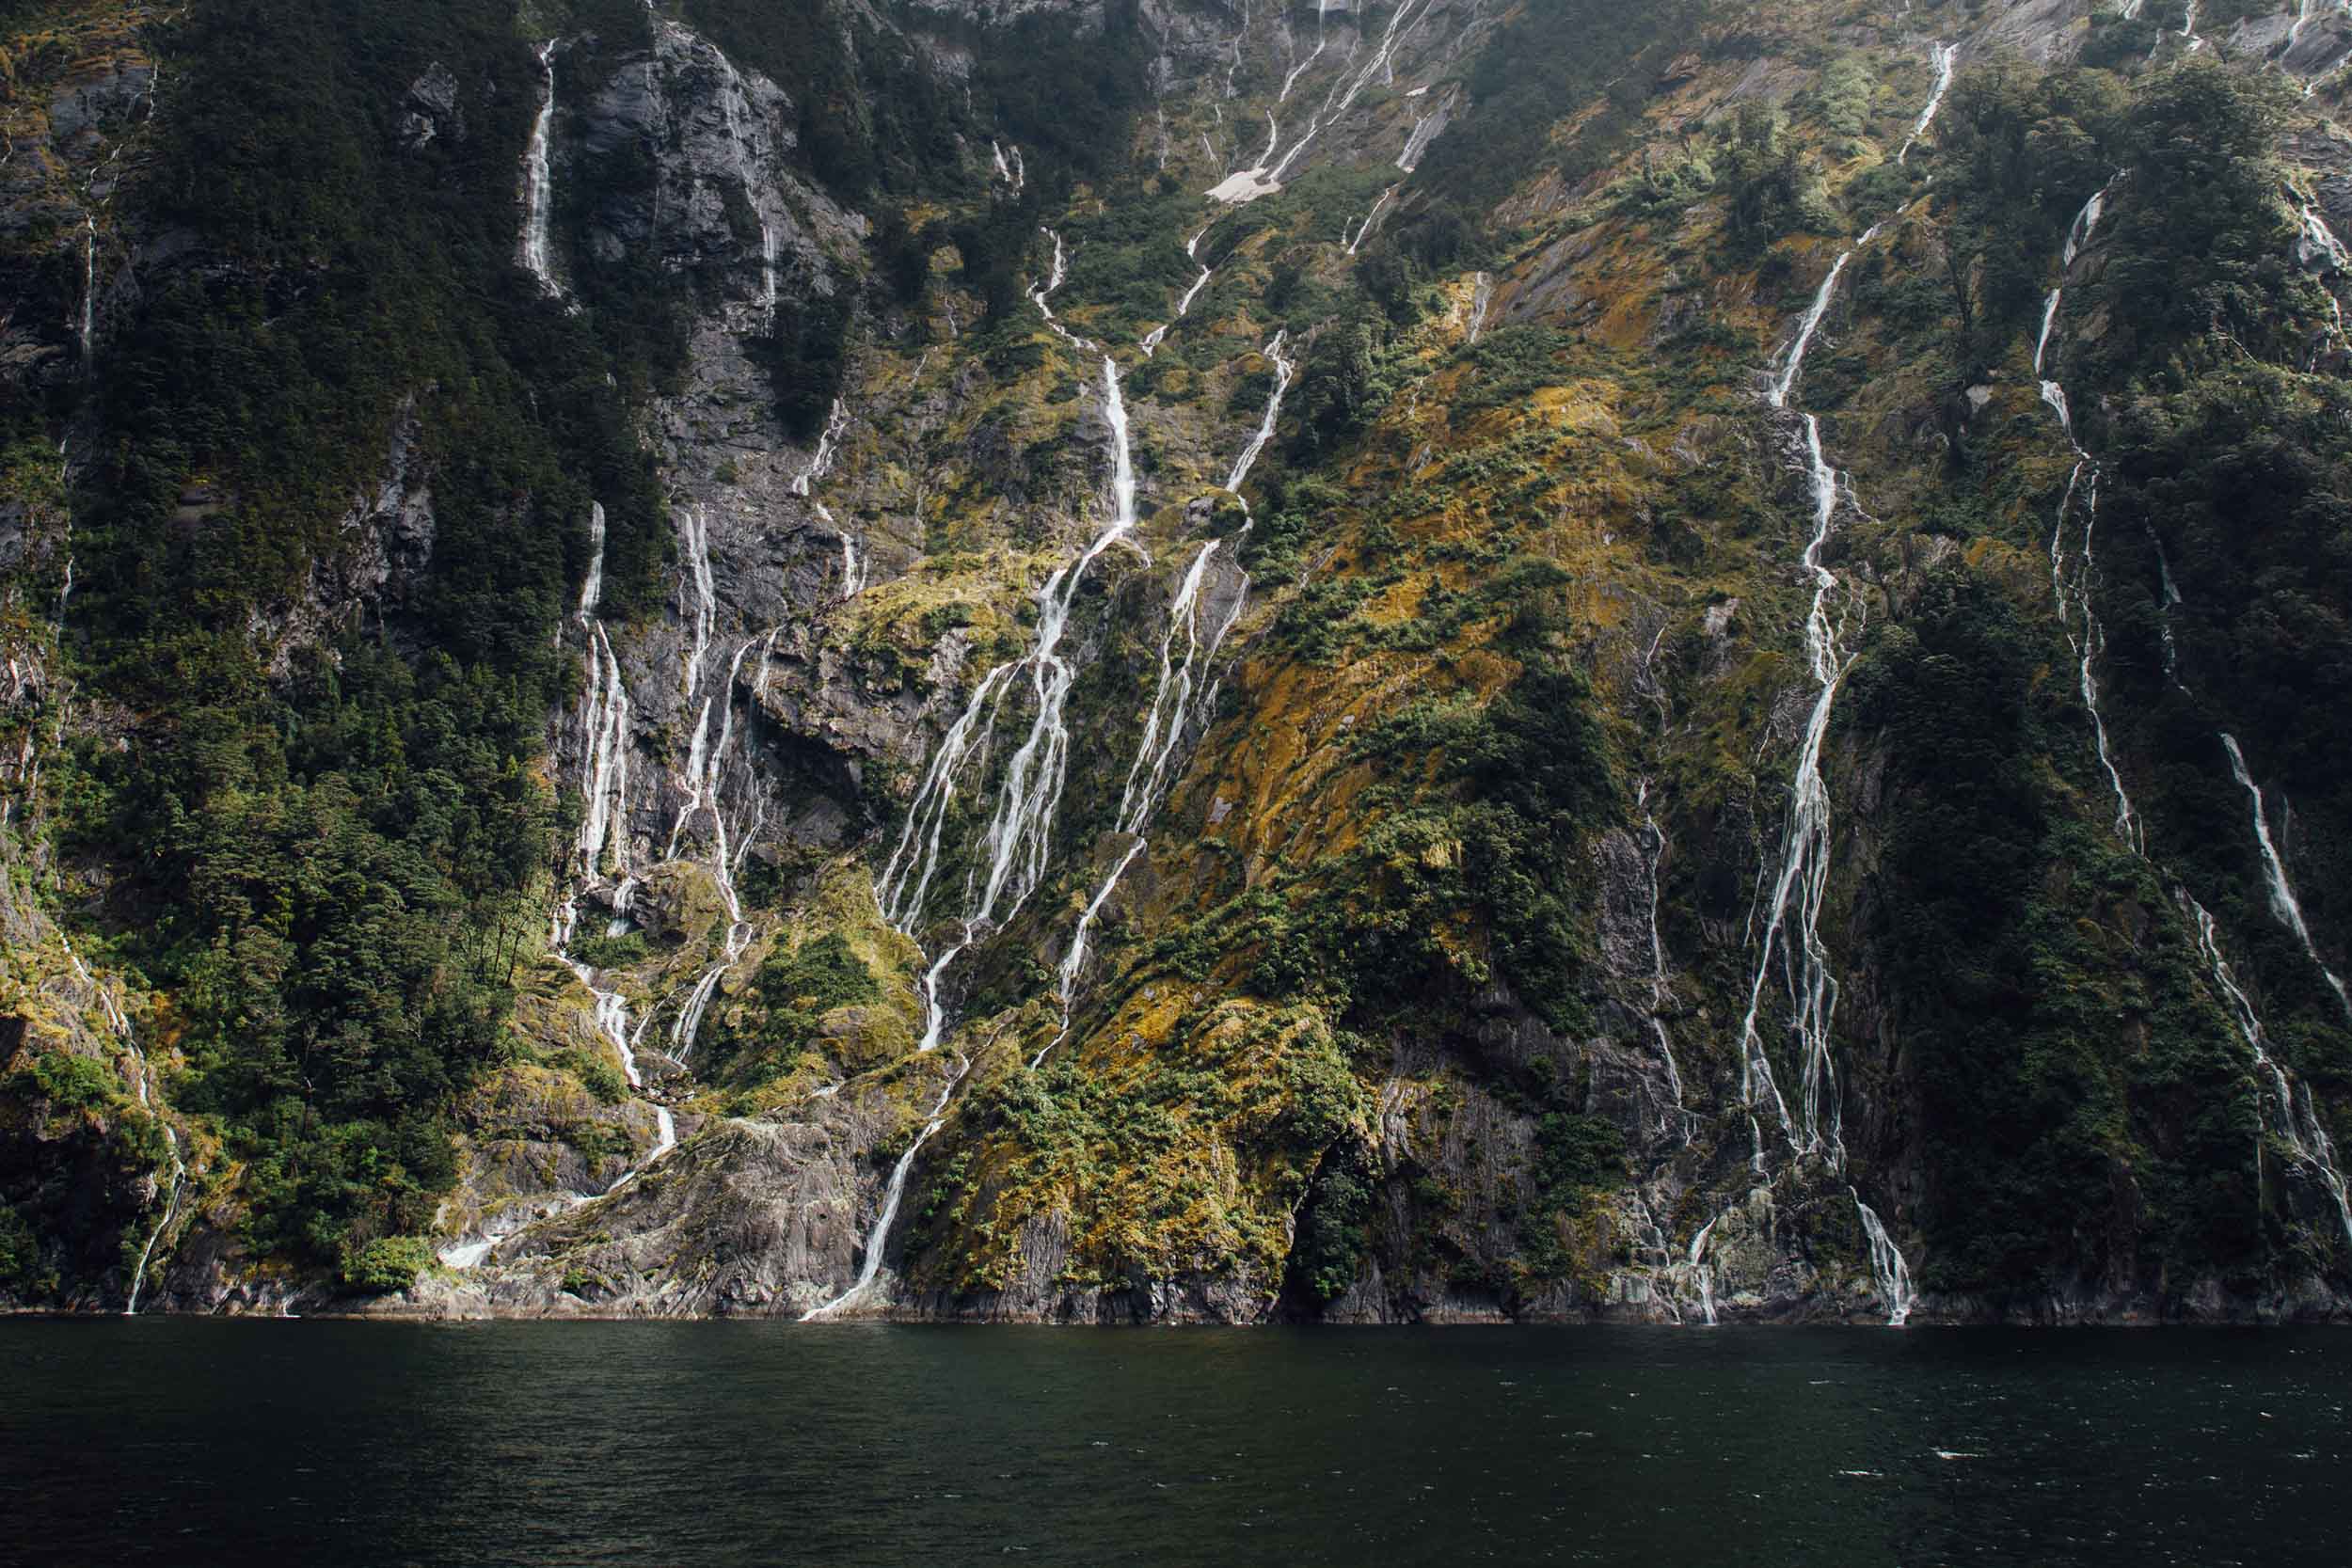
[1115, 543, 1230, 838]
[1720, 201, 1915, 1320]
[795, 399, 851, 496]
[1766, 229, 1880, 408]
[2291, 0, 2324, 53]
[2034, 388, 2137, 847]
[2056, 466, 2140, 849]
[1636, 781, 1692, 1144]
[792, 402, 864, 595]
[679, 505, 717, 698]
[1466, 272, 1495, 344]
[965, 357, 1141, 927]
[1141, 265, 1215, 358]
[1044, 329, 1296, 1055]
[1043, 838, 1149, 1065]
[708, 40, 778, 324]
[1209, 0, 1435, 204]
[662, 622, 781, 1063]
[2221, 736, 2352, 1019]
[877, 664, 1015, 930]
[600, 1104, 678, 1198]
[2034, 289, 2064, 381]
[577, 625, 634, 879]
[1278, 23, 1327, 105]
[1344, 186, 1399, 256]
[1853, 1196, 1915, 1326]
[1895, 43, 1959, 166]
[2297, 205, 2351, 355]
[122, 1135, 184, 1316]
[2063, 185, 2110, 270]
[1687, 1218, 1719, 1327]
[842, 261, 1155, 1308]
[876, 351, 1144, 1043]
[2183, 895, 2352, 1250]
[517, 40, 563, 297]
[1223, 331, 1297, 502]
[1734, 413, 1854, 1160]
[89, 965, 186, 1317]
[1396, 97, 1450, 173]
[2036, 182, 2143, 852]
[580, 502, 607, 622]
[78, 214, 98, 368]
[2035, 178, 2350, 1259]
[801, 1053, 970, 1320]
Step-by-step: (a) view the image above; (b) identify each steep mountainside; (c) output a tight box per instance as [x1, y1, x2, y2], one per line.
[5, 0, 2351, 1323]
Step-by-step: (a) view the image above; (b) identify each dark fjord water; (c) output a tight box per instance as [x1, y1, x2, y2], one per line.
[2, 1323, 2344, 1568]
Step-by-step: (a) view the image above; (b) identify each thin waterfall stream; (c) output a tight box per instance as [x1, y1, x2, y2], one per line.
[820, 235, 1153, 1312]
[517, 40, 563, 297]
[1043, 331, 1296, 1060]
[1724, 214, 1914, 1324]
[2036, 175, 2352, 1250]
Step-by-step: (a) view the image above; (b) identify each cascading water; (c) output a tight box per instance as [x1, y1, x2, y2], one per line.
[1277, 7, 1327, 106]
[792, 400, 849, 499]
[2035, 176, 2352, 1258]
[78, 214, 98, 368]
[580, 502, 607, 621]
[1734, 411, 1856, 1162]
[1209, 0, 1436, 204]
[1724, 217, 1915, 1324]
[801, 1053, 969, 1319]
[1686, 1218, 1719, 1327]
[1141, 245, 1215, 359]
[790, 401, 867, 597]
[1635, 781, 1692, 1144]
[517, 40, 564, 297]
[679, 505, 717, 699]
[2297, 203, 2351, 356]
[576, 625, 634, 878]
[1396, 95, 1450, 173]
[2035, 182, 2143, 852]
[964, 357, 1143, 928]
[1895, 42, 1959, 165]
[2221, 735, 2352, 1019]
[1044, 331, 1296, 1051]
[1223, 330, 1295, 504]
[1765, 229, 1878, 410]
[1044, 838, 1148, 1064]
[841, 244, 1156, 1303]
[1853, 1196, 1916, 1326]
[96, 971, 185, 1317]
[2183, 894, 2352, 1250]
[1343, 186, 1398, 255]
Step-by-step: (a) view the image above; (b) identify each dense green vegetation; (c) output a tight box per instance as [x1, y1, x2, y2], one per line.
[56, 0, 668, 1268]
[1836, 53, 2352, 1294]
[1847, 575, 2254, 1295]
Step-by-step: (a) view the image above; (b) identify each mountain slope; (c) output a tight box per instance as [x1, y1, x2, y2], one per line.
[4, 0, 2350, 1323]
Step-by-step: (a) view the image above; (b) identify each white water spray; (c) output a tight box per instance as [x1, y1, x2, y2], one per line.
[1209, 0, 1436, 204]
[1896, 43, 1958, 165]
[1635, 782, 1691, 1143]
[801, 1054, 969, 1319]
[679, 505, 717, 698]
[1735, 413, 1856, 1159]
[1767, 230, 1879, 409]
[1853, 1196, 1915, 1325]
[580, 502, 607, 622]
[2184, 894, 2352, 1250]
[2222, 735, 2352, 1019]
[518, 40, 564, 297]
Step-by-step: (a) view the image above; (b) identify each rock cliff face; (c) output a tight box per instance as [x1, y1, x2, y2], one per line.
[7, 0, 2352, 1324]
